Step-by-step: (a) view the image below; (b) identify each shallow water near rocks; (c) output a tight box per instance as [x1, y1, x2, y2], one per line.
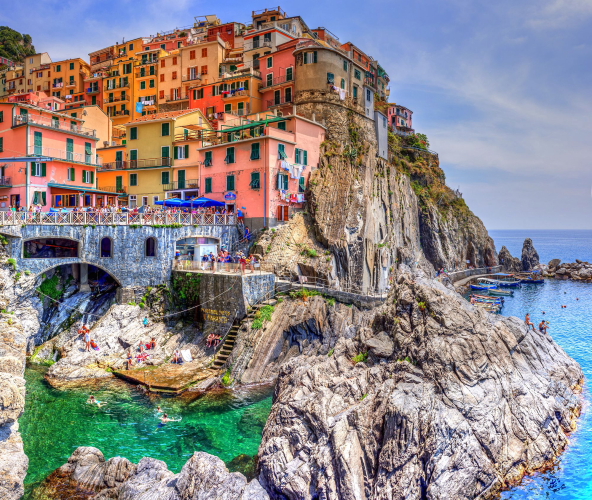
[20, 368, 273, 497]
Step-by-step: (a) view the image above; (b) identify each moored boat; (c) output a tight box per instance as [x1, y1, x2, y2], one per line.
[488, 288, 513, 296]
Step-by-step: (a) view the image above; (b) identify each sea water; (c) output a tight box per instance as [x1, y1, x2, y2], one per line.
[20, 367, 273, 496]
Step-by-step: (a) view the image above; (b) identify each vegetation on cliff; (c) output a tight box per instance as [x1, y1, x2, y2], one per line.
[0, 26, 35, 65]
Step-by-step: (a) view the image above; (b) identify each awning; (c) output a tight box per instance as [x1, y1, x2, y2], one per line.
[219, 116, 289, 134]
[47, 183, 125, 196]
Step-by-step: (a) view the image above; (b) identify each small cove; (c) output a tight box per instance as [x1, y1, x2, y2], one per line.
[20, 366, 273, 498]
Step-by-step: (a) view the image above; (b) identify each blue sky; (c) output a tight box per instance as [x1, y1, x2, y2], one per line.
[3, 0, 591, 229]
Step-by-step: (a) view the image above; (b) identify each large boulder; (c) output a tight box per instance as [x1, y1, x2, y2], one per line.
[498, 246, 521, 273]
[521, 238, 540, 271]
[548, 259, 561, 271]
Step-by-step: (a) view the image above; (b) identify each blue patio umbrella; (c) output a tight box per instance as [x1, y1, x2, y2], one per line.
[154, 198, 185, 207]
[182, 197, 225, 208]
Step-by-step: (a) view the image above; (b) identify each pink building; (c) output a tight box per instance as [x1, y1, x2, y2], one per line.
[387, 104, 414, 135]
[180, 113, 325, 227]
[0, 94, 111, 210]
[259, 39, 301, 113]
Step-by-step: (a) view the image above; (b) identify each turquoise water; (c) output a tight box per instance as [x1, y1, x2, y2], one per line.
[490, 229, 592, 264]
[20, 367, 273, 495]
[492, 279, 592, 498]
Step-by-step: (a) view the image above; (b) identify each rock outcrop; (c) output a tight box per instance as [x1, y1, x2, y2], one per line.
[521, 238, 540, 271]
[544, 260, 592, 281]
[33, 446, 269, 500]
[498, 246, 522, 273]
[258, 271, 583, 499]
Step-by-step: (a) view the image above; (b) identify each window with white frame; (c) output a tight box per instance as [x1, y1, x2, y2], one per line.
[153, 196, 159, 204]
[142, 196, 148, 206]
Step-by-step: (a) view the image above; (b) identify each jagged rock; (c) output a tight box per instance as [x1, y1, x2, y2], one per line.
[548, 259, 561, 270]
[521, 238, 540, 271]
[364, 331, 394, 358]
[33, 447, 269, 500]
[498, 246, 521, 273]
[258, 274, 583, 500]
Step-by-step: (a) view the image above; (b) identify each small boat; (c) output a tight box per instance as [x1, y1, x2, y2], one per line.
[471, 294, 503, 303]
[474, 302, 501, 313]
[470, 278, 498, 290]
[489, 273, 522, 288]
[487, 288, 513, 296]
[516, 273, 545, 284]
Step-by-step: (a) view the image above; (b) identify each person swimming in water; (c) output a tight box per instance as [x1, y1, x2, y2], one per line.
[87, 395, 106, 407]
[160, 413, 181, 424]
[156, 406, 163, 413]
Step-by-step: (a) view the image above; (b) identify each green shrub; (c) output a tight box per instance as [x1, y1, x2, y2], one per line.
[14, 272, 21, 281]
[0, 234, 8, 245]
[252, 305, 275, 330]
[417, 301, 427, 311]
[325, 297, 336, 307]
[221, 369, 234, 387]
[24, 270, 31, 275]
[289, 288, 320, 300]
[7, 258, 16, 270]
[352, 352, 368, 364]
[37, 274, 64, 301]
[328, 348, 335, 357]
[128, 301, 137, 306]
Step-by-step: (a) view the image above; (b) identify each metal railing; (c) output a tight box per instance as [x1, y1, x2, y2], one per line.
[266, 97, 293, 108]
[13, 114, 97, 138]
[163, 179, 198, 191]
[446, 266, 503, 284]
[182, 74, 202, 82]
[0, 177, 11, 187]
[243, 40, 272, 51]
[260, 75, 294, 90]
[166, 95, 189, 102]
[222, 90, 249, 99]
[99, 186, 127, 194]
[104, 96, 129, 103]
[99, 157, 171, 170]
[0, 212, 237, 226]
[27, 146, 102, 166]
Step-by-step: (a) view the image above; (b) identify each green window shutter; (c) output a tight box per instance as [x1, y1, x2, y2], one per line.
[161, 172, 169, 185]
[116, 151, 123, 162]
[161, 123, 170, 136]
[299, 176, 306, 193]
[205, 177, 212, 193]
[267, 56, 273, 68]
[184, 145, 189, 158]
[90, 171, 95, 185]
[244, 80, 249, 90]
[250, 171, 260, 189]
[30, 163, 35, 176]
[140, 81, 146, 90]
[204, 151, 212, 166]
[161, 146, 170, 159]
[116, 176, 123, 191]
[278, 121, 286, 131]
[295, 149, 301, 164]
[33, 191, 39, 204]
[178, 170, 186, 189]
[20, 108, 28, 116]
[287, 67, 293, 81]
[82, 170, 86, 183]
[304, 52, 308, 64]
[250, 142, 260, 160]
[303, 150, 308, 165]
[225, 147, 235, 163]
[130, 173, 138, 186]
[41, 163, 47, 177]
[130, 127, 137, 140]
[0, 111, 3, 123]
[278, 143, 286, 159]
[34, 131, 42, 154]
[0, 137, 3, 152]
[42, 191, 47, 205]
[225, 103, 232, 113]
[85, 142, 91, 154]
[174, 146, 179, 160]
[226, 175, 235, 191]
[313, 51, 318, 63]
[130, 150, 138, 161]
[70, 167, 76, 181]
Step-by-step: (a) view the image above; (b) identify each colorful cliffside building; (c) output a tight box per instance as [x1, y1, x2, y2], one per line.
[388, 104, 414, 136]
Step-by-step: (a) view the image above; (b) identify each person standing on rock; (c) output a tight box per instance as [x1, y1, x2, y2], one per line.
[525, 313, 536, 331]
[84, 329, 91, 352]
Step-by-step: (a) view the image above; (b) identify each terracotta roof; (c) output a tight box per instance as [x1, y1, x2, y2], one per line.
[127, 109, 200, 125]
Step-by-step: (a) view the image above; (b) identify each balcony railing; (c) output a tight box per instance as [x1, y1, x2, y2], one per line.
[0, 212, 237, 226]
[243, 40, 272, 51]
[136, 70, 157, 78]
[99, 186, 127, 194]
[104, 96, 130, 103]
[13, 114, 97, 138]
[0, 177, 12, 187]
[182, 74, 202, 82]
[166, 95, 189, 102]
[107, 110, 131, 117]
[52, 82, 64, 88]
[163, 179, 199, 191]
[222, 90, 249, 99]
[138, 58, 159, 66]
[86, 87, 100, 94]
[27, 146, 102, 166]
[98, 157, 172, 171]
[259, 75, 294, 91]
[266, 96, 293, 108]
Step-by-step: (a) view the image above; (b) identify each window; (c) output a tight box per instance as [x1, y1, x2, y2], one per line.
[142, 196, 149, 206]
[67, 167, 75, 181]
[129, 43, 134, 51]
[327, 72, 335, 84]
[149, 79, 155, 88]
[0, 137, 3, 152]
[274, 89, 281, 105]
[201, 65, 208, 75]
[286, 67, 293, 81]
[174, 145, 189, 159]
[204, 151, 213, 166]
[160, 44, 166, 50]
[160, 59, 165, 68]
[34, 131, 42, 155]
[278, 121, 286, 131]
[354, 69, 361, 80]
[153, 196, 159, 204]
[299, 176, 306, 193]
[226, 174, 235, 191]
[193, 88, 204, 99]
[353, 85, 358, 99]
[343, 60, 348, 71]
[341, 78, 346, 90]
[130, 173, 138, 186]
[82, 170, 94, 184]
[295, 148, 301, 164]
[140, 81, 146, 90]
[277, 173, 289, 190]
[161, 146, 170, 159]
[250, 142, 260, 160]
[278, 143, 287, 159]
[285, 87, 292, 103]
[250, 171, 260, 189]
[145, 237, 156, 257]
[172, 56, 177, 65]
[205, 177, 212, 193]
[56, 65, 61, 72]
[201, 48, 208, 57]
[225, 103, 232, 113]
[267, 56, 273, 68]
[0, 111, 3, 123]
[366, 89, 371, 101]
[123, 63, 132, 74]
[161, 171, 170, 185]
[69, 62, 75, 70]
[31, 162, 46, 177]
[161, 122, 170, 136]
[303, 51, 318, 64]
[159, 90, 165, 99]
[172, 71, 177, 80]
[130, 127, 138, 140]
[190, 50, 196, 60]
[32, 191, 47, 205]
[266, 73, 273, 87]
[100, 237, 112, 258]
[225, 147, 235, 164]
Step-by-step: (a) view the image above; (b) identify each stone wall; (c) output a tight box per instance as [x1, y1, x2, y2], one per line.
[2, 225, 240, 289]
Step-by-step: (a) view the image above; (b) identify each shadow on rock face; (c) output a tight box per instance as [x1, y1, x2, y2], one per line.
[227, 454, 258, 481]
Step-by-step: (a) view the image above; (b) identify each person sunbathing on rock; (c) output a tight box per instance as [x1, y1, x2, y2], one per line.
[525, 313, 536, 331]
[172, 350, 183, 364]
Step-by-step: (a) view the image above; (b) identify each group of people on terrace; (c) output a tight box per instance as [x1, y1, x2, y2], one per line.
[16, 204, 240, 216]
[199, 249, 259, 274]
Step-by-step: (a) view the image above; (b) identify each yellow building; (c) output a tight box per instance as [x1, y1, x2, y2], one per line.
[134, 47, 168, 117]
[62, 104, 113, 146]
[97, 108, 210, 207]
[50, 58, 90, 107]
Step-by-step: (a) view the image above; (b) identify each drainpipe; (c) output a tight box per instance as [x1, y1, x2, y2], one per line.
[24, 105, 30, 210]
[263, 136, 268, 227]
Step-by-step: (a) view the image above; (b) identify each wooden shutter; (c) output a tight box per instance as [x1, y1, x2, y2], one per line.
[283, 206, 289, 220]
[41, 163, 46, 177]
[277, 205, 283, 220]
[90, 171, 94, 184]
[303, 150, 308, 165]
[184, 145, 189, 158]
[174, 146, 179, 160]
[41, 192, 46, 205]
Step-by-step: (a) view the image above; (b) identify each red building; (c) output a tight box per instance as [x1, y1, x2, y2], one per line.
[259, 39, 301, 113]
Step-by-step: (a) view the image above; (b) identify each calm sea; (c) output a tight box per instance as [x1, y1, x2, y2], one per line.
[490, 229, 592, 264]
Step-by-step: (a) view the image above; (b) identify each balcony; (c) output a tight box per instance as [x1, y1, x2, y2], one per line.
[259, 75, 293, 91]
[182, 73, 202, 83]
[0, 177, 12, 188]
[219, 67, 261, 81]
[166, 95, 189, 102]
[104, 95, 130, 103]
[266, 96, 293, 108]
[13, 114, 97, 138]
[87, 87, 100, 94]
[66, 81, 76, 88]
[163, 179, 198, 191]
[138, 58, 159, 66]
[98, 157, 172, 171]
[222, 90, 249, 99]
[27, 146, 102, 166]
[243, 40, 272, 52]
[85, 72, 107, 81]
[107, 110, 131, 117]
[136, 69, 157, 78]
[52, 82, 64, 89]
[99, 186, 127, 194]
